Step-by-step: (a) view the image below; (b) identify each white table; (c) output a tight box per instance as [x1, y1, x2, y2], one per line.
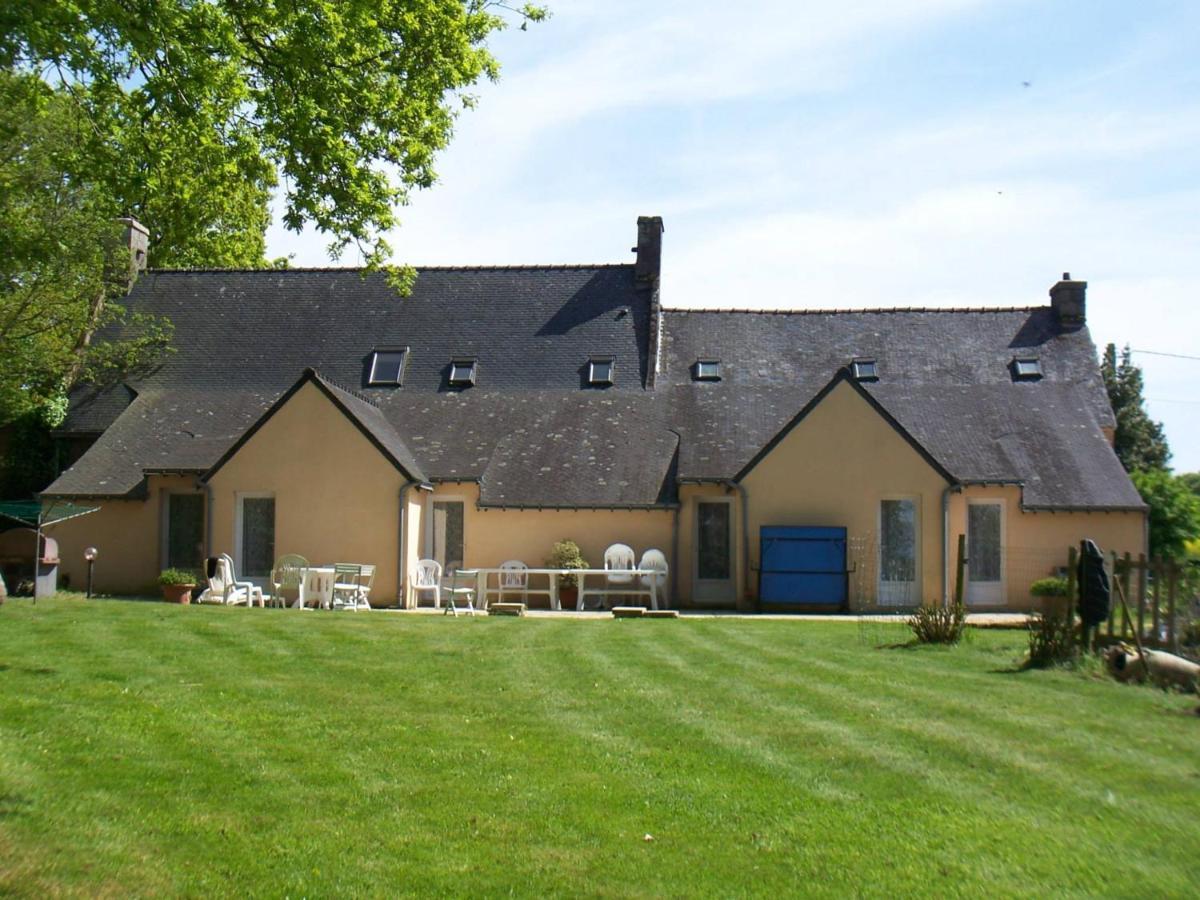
[470, 567, 663, 611]
[292, 566, 370, 610]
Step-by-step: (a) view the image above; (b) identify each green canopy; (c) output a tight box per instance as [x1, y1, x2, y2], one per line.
[0, 500, 99, 601]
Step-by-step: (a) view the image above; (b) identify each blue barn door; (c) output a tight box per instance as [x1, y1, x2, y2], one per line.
[759, 526, 848, 610]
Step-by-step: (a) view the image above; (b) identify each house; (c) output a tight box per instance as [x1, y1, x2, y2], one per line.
[44, 216, 1146, 610]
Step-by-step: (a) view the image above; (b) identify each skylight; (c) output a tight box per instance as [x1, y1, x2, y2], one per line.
[368, 348, 408, 385]
[588, 357, 614, 386]
[449, 358, 477, 386]
[694, 359, 722, 381]
[1013, 357, 1042, 380]
[851, 359, 879, 381]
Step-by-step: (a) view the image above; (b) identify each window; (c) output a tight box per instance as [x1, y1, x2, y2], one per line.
[368, 348, 408, 385]
[165, 493, 204, 572]
[694, 359, 722, 381]
[879, 498, 917, 606]
[237, 494, 275, 580]
[431, 500, 465, 572]
[1012, 357, 1042, 380]
[851, 358, 879, 381]
[448, 359, 476, 386]
[588, 357, 614, 385]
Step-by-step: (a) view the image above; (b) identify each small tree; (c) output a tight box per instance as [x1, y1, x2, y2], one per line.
[1101, 344, 1170, 472]
[1130, 469, 1200, 559]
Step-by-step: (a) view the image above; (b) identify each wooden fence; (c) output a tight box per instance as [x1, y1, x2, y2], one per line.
[1066, 545, 1194, 653]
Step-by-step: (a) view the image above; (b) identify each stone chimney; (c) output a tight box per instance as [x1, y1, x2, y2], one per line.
[113, 216, 149, 291]
[1050, 272, 1086, 328]
[634, 215, 663, 287]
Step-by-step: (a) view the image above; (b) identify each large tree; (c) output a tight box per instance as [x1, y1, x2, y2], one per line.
[1101, 343, 1170, 472]
[1, 0, 546, 267]
[1130, 469, 1200, 559]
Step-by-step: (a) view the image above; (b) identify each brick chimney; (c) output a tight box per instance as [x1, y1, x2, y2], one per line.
[1050, 272, 1086, 328]
[634, 215, 663, 287]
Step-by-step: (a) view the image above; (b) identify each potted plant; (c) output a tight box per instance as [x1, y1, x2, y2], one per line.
[546, 539, 589, 609]
[159, 568, 199, 604]
[1030, 576, 1069, 616]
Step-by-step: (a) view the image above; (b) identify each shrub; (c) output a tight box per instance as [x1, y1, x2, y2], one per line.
[1026, 612, 1078, 667]
[158, 568, 199, 587]
[908, 602, 966, 644]
[546, 540, 589, 589]
[1030, 576, 1069, 598]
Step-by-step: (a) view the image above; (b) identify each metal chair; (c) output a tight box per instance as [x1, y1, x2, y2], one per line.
[332, 563, 373, 611]
[443, 566, 479, 617]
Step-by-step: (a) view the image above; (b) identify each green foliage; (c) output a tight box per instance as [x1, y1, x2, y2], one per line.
[158, 568, 199, 587]
[1029, 577, 1069, 598]
[546, 539, 588, 588]
[1130, 469, 1200, 559]
[1101, 344, 1170, 472]
[1026, 612, 1078, 668]
[908, 602, 966, 644]
[2, 0, 547, 267]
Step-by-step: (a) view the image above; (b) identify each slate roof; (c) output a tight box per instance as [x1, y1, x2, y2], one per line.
[44, 264, 1144, 511]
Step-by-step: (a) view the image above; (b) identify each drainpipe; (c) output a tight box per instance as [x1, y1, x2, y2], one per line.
[724, 479, 751, 610]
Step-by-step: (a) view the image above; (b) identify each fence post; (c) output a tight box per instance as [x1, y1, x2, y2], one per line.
[1167, 560, 1179, 653]
[1121, 552, 1133, 638]
[954, 534, 966, 607]
[1151, 556, 1162, 646]
[1136, 554, 1148, 644]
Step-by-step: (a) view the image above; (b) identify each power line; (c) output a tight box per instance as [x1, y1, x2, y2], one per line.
[1131, 348, 1200, 362]
[1148, 397, 1200, 405]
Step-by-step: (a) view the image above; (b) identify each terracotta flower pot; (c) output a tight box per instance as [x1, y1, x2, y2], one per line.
[162, 584, 195, 604]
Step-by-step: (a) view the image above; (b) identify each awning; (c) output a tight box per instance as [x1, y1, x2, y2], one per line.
[0, 501, 99, 601]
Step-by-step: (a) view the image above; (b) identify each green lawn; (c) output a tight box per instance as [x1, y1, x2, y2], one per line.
[1, 598, 1197, 897]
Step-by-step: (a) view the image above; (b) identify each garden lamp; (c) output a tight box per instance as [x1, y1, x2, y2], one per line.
[84, 547, 98, 599]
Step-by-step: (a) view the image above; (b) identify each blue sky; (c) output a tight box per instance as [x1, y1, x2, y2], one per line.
[266, 0, 1200, 471]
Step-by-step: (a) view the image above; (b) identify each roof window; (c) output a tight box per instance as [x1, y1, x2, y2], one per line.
[851, 358, 879, 381]
[368, 348, 408, 385]
[448, 358, 477, 387]
[588, 357, 614, 386]
[694, 359, 722, 381]
[1012, 356, 1042, 380]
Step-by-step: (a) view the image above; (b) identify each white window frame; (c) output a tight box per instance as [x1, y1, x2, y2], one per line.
[877, 495, 919, 607]
[693, 496, 735, 605]
[966, 500, 1006, 606]
[234, 491, 276, 585]
[425, 494, 467, 573]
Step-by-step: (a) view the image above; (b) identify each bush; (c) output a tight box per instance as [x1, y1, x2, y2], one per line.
[546, 540, 588, 589]
[1026, 612, 1078, 667]
[158, 568, 199, 587]
[908, 603, 966, 644]
[1030, 576, 1069, 597]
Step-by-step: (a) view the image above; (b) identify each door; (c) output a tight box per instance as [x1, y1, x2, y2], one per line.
[164, 493, 205, 573]
[759, 526, 847, 608]
[878, 498, 918, 606]
[966, 502, 1004, 606]
[431, 500, 465, 572]
[694, 500, 734, 604]
[236, 494, 275, 584]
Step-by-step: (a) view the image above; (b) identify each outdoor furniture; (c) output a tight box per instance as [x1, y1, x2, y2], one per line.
[443, 567, 479, 616]
[331, 563, 374, 611]
[198, 556, 261, 606]
[468, 564, 663, 612]
[221, 553, 265, 606]
[594, 543, 636, 609]
[638, 548, 669, 598]
[410, 558, 442, 608]
[497, 560, 529, 605]
[269, 554, 309, 608]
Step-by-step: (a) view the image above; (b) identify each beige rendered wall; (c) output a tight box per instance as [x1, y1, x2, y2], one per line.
[419, 482, 673, 606]
[208, 382, 407, 605]
[740, 380, 951, 611]
[50, 474, 204, 595]
[947, 485, 1145, 610]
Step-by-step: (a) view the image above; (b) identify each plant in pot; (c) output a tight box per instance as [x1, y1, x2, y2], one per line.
[1030, 576, 1070, 616]
[159, 568, 199, 604]
[546, 539, 589, 609]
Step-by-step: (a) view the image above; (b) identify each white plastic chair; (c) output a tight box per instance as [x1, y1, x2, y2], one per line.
[603, 543, 636, 585]
[410, 559, 442, 608]
[198, 556, 261, 606]
[221, 553, 265, 607]
[497, 560, 529, 605]
[639, 549, 669, 610]
[270, 554, 308, 608]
